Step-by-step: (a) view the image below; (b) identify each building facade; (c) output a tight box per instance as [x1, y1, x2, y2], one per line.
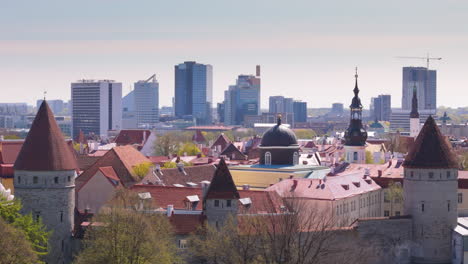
[293, 100, 307, 123]
[134, 75, 159, 127]
[223, 71, 261, 125]
[402, 67, 437, 111]
[71, 80, 122, 139]
[174, 61, 213, 125]
[370, 94, 391, 121]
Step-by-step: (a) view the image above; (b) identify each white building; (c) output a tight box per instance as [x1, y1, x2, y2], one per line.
[71, 80, 122, 139]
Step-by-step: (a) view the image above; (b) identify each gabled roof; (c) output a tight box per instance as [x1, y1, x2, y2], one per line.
[0, 140, 24, 164]
[192, 130, 206, 143]
[220, 143, 246, 160]
[154, 164, 216, 186]
[76, 145, 151, 190]
[14, 101, 77, 171]
[98, 166, 120, 182]
[403, 116, 459, 169]
[204, 158, 240, 200]
[114, 130, 151, 146]
[210, 133, 231, 151]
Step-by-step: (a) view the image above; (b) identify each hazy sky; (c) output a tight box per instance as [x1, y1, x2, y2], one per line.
[1, 0, 467, 109]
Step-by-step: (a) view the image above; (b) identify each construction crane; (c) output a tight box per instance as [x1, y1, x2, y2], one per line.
[396, 54, 442, 69]
[144, 74, 157, 83]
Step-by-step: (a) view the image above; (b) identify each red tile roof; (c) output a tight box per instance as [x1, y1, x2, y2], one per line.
[205, 158, 240, 200]
[131, 185, 204, 210]
[14, 101, 77, 171]
[210, 133, 231, 151]
[98, 166, 120, 182]
[404, 116, 459, 169]
[0, 140, 23, 164]
[169, 214, 205, 235]
[76, 145, 151, 190]
[154, 164, 216, 186]
[147, 156, 171, 165]
[114, 130, 151, 146]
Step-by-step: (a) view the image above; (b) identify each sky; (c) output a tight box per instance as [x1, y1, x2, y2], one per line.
[1, 0, 467, 109]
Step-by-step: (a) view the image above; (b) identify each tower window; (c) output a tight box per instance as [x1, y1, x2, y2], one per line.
[226, 200, 232, 207]
[353, 152, 358, 161]
[293, 152, 299, 165]
[54, 177, 59, 184]
[410, 171, 414, 177]
[18, 176, 21, 184]
[214, 200, 220, 207]
[448, 200, 451, 212]
[68, 176, 71, 182]
[458, 193, 463, 204]
[33, 176, 38, 184]
[447, 171, 451, 178]
[421, 203, 425, 212]
[265, 152, 272, 165]
[60, 211, 63, 222]
[428, 172, 434, 179]
[34, 212, 41, 222]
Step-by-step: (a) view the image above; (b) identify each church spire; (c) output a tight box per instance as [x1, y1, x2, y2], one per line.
[344, 68, 367, 147]
[410, 83, 419, 118]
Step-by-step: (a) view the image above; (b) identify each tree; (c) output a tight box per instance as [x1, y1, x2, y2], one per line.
[0, 196, 49, 259]
[153, 132, 194, 156]
[294, 129, 317, 139]
[178, 143, 201, 156]
[365, 150, 374, 164]
[0, 218, 39, 264]
[189, 198, 374, 264]
[162, 161, 192, 168]
[132, 162, 154, 180]
[74, 190, 181, 264]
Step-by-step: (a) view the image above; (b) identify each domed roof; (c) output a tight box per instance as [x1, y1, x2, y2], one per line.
[260, 117, 298, 147]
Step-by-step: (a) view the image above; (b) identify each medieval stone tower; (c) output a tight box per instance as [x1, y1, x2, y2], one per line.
[14, 101, 77, 264]
[403, 116, 459, 264]
[203, 158, 239, 227]
[344, 69, 367, 164]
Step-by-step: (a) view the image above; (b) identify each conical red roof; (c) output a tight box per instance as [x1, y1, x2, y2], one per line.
[403, 116, 458, 169]
[14, 101, 77, 171]
[204, 158, 240, 200]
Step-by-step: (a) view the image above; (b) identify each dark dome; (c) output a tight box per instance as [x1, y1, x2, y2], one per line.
[260, 121, 298, 147]
[344, 120, 368, 146]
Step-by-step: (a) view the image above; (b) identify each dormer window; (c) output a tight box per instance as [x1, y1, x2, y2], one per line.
[265, 152, 272, 165]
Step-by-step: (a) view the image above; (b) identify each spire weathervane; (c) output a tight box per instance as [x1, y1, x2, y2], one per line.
[43, 91, 47, 101]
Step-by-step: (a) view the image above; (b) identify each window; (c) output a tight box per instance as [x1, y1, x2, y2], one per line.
[265, 152, 272, 165]
[179, 239, 188, 249]
[33, 176, 38, 184]
[384, 211, 390, 217]
[293, 152, 299, 165]
[61, 240, 64, 251]
[448, 200, 451, 212]
[34, 212, 41, 222]
[421, 203, 425, 212]
[336, 205, 339, 215]
[410, 171, 414, 178]
[353, 152, 358, 161]
[68, 176, 71, 182]
[458, 193, 463, 204]
[447, 171, 451, 179]
[60, 211, 63, 222]
[18, 176, 21, 184]
[54, 177, 59, 184]
[214, 200, 220, 207]
[226, 200, 232, 207]
[428, 172, 434, 179]
[395, 211, 401, 216]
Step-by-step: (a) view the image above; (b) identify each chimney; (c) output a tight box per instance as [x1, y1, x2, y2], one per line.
[256, 65, 261, 77]
[167, 205, 174, 217]
[289, 174, 294, 179]
[291, 179, 298, 191]
[242, 184, 250, 190]
[378, 170, 382, 177]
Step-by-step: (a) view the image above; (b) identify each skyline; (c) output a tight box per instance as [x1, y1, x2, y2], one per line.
[1, 0, 468, 108]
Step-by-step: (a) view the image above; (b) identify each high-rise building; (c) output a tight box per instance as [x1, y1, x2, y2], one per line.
[269, 96, 293, 114]
[331, 103, 344, 115]
[293, 101, 307, 123]
[134, 74, 159, 127]
[36, 99, 64, 114]
[370, 94, 391, 121]
[174, 61, 213, 125]
[223, 70, 261, 125]
[71, 80, 122, 139]
[402, 67, 436, 110]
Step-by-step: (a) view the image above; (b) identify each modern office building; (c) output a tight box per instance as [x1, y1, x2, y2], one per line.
[134, 74, 159, 127]
[174, 61, 213, 125]
[331, 103, 344, 115]
[389, 108, 436, 133]
[402, 67, 437, 111]
[36, 99, 64, 114]
[71, 80, 122, 139]
[293, 101, 307, 123]
[269, 96, 293, 114]
[223, 70, 261, 125]
[370, 94, 391, 121]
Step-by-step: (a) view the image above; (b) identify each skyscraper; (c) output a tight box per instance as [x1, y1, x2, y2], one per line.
[402, 67, 436, 110]
[174, 61, 213, 125]
[269, 96, 293, 114]
[293, 101, 307, 123]
[370, 94, 391, 121]
[223, 70, 261, 125]
[134, 74, 159, 127]
[71, 80, 122, 139]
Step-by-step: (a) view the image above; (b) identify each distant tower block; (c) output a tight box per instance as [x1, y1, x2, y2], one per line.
[256, 65, 261, 77]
